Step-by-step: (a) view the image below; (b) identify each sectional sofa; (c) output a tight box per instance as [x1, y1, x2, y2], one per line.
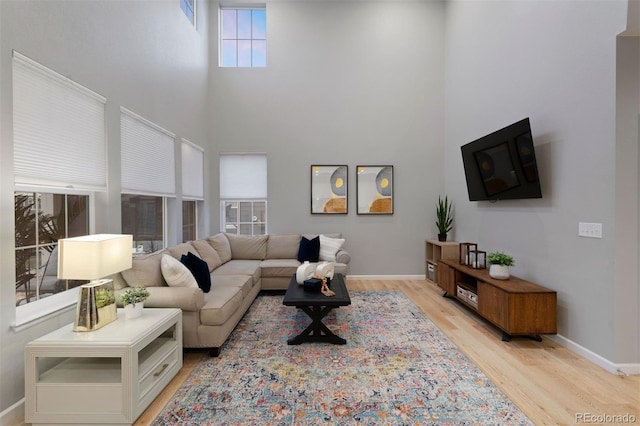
[113, 233, 350, 356]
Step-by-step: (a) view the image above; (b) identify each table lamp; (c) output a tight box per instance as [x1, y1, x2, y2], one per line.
[58, 234, 133, 331]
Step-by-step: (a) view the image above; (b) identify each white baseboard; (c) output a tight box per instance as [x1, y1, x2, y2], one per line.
[0, 398, 24, 426]
[548, 334, 639, 375]
[346, 274, 425, 280]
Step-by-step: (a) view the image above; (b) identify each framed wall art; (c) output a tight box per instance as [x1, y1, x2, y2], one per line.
[310, 165, 348, 214]
[356, 165, 393, 215]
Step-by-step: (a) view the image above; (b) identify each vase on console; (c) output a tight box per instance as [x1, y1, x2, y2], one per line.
[124, 302, 144, 319]
[489, 264, 510, 280]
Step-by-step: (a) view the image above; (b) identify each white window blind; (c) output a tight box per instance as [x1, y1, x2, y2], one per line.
[220, 153, 267, 199]
[120, 108, 176, 196]
[12, 51, 107, 190]
[181, 139, 204, 200]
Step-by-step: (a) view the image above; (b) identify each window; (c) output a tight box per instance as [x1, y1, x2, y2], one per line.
[12, 51, 104, 307]
[182, 200, 197, 242]
[120, 108, 176, 250]
[15, 192, 90, 306]
[220, 6, 266, 67]
[220, 153, 267, 235]
[181, 139, 203, 243]
[121, 195, 164, 253]
[181, 0, 196, 27]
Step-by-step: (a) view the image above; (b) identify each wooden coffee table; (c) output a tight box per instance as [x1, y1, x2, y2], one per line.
[282, 273, 351, 345]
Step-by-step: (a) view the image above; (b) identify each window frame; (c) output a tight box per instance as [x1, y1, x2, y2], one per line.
[182, 199, 200, 242]
[121, 193, 168, 252]
[220, 199, 268, 236]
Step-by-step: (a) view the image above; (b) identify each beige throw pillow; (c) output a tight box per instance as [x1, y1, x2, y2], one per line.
[319, 234, 345, 262]
[160, 254, 198, 288]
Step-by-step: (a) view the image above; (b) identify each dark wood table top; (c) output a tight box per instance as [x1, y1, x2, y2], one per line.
[282, 273, 351, 307]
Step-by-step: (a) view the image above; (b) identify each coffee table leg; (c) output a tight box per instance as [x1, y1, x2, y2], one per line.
[287, 305, 347, 345]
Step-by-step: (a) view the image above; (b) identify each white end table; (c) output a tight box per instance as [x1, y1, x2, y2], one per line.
[25, 308, 182, 425]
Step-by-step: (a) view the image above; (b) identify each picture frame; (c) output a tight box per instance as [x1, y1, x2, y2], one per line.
[356, 165, 394, 215]
[310, 165, 348, 214]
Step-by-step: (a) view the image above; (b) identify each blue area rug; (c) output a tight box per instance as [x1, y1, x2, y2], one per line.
[153, 291, 532, 425]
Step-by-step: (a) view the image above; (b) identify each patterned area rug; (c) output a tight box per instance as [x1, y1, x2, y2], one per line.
[153, 291, 532, 425]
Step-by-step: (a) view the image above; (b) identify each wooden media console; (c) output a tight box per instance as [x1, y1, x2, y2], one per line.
[437, 258, 557, 341]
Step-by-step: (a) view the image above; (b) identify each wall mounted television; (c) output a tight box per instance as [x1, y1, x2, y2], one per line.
[461, 118, 542, 201]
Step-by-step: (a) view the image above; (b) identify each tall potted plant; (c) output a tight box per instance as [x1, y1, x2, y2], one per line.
[435, 195, 453, 241]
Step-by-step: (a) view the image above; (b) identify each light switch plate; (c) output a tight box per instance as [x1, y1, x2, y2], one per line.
[578, 222, 602, 238]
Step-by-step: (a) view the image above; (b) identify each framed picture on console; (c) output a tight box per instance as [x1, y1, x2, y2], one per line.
[356, 165, 393, 215]
[310, 165, 348, 214]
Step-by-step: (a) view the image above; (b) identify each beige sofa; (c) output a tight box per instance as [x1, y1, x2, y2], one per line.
[113, 233, 350, 356]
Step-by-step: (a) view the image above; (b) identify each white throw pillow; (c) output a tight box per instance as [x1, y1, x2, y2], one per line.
[319, 234, 345, 262]
[160, 254, 198, 288]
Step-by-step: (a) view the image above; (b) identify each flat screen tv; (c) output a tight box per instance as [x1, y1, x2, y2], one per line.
[461, 118, 542, 201]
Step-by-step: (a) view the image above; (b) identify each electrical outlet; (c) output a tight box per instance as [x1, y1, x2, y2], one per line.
[578, 222, 603, 238]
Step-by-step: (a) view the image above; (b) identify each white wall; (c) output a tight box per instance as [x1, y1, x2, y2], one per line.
[208, 0, 446, 275]
[444, 0, 636, 366]
[0, 0, 210, 420]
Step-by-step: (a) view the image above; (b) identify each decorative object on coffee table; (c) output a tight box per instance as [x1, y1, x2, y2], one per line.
[296, 261, 316, 284]
[57, 234, 133, 331]
[310, 165, 348, 214]
[120, 287, 150, 319]
[488, 251, 515, 280]
[435, 195, 453, 241]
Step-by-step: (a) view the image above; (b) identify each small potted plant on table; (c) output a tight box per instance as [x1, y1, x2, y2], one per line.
[436, 195, 453, 241]
[487, 251, 514, 280]
[119, 287, 150, 319]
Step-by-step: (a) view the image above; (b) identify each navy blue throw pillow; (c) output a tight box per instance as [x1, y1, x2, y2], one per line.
[297, 236, 320, 262]
[180, 252, 211, 293]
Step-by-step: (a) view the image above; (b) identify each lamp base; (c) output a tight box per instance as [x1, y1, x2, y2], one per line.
[73, 279, 117, 332]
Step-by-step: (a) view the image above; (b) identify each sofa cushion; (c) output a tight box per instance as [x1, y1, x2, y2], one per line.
[181, 252, 212, 293]
[121, 251, 168, 288]
[190, 239, 223, 271]
[160, 254, 198, 288]
[260, 259, 300, 278]
[211, 274, 253, 298]
[166, 243, 197, 260]
[200, 286, 244, 326]
[297, 236, 320, 262]
[319, 234, 346, 262]
[266, 234, 301, 259]
[226, 234, 268, 260]
[212, 260, 261, 286]
[206, 233, 232, 263]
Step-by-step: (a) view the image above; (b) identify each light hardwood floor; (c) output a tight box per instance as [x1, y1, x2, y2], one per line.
[135, 279, 640, 426]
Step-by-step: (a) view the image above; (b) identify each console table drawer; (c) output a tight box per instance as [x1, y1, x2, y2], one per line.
[139, 345, 180, 399]
[37, 384, 123, 413]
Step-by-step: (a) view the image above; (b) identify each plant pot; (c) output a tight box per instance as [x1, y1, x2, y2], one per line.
[124, 302, 144, 319]
[489, 264, 510, 280]
[438, 233, 447, 242]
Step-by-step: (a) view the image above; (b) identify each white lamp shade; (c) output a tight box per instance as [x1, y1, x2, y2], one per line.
[57, 234, 133, 280]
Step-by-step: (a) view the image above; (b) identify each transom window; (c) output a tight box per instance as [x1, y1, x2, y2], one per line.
[220, 6, 266, 67]
[181, 0, 196, 27]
